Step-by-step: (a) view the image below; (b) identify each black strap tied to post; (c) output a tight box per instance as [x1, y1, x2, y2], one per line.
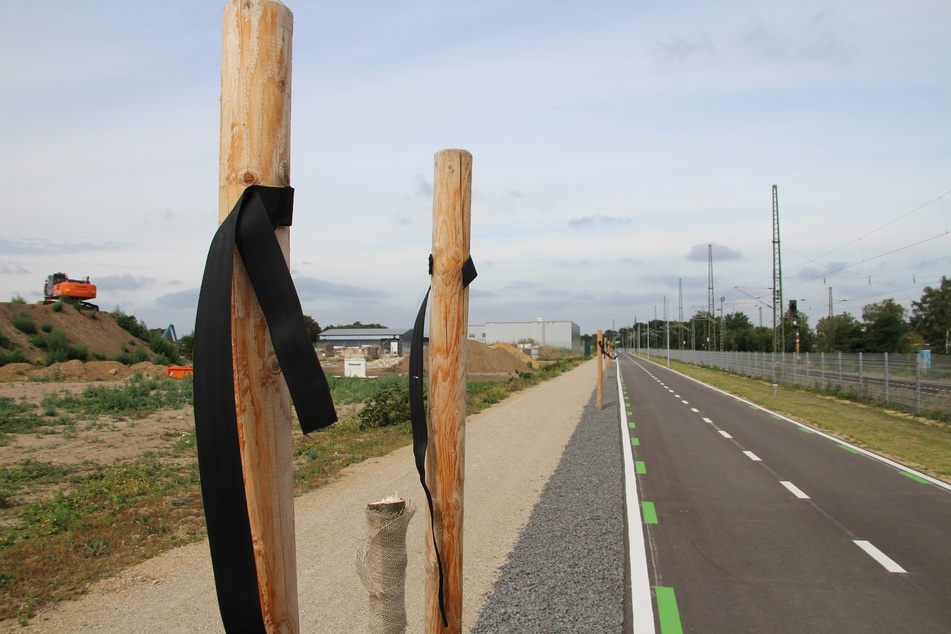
[599, 339, 618, 360]
[409, 254, 476, 628]
[193, 185, 337, 633]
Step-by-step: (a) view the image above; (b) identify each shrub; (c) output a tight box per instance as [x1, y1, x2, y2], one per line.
[11, 310, 35, 335]
[50, 302, 63, 313]
[357, 383, 412, 429]
[9, 295, 25, 304]
[147, 332, 180, 365]
[67, 344, 88, 362]
[45, 329, 68, 366]
[40, 323, 52, 333]
[0, 348, 27, 367]
[111, 308, 149, 340]
[30, 334, 47, 349]
[0, 331, 10, 350]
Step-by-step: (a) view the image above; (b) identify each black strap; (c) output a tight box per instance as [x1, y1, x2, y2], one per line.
[599, 339, 618, 360]
[194, 186, 337, 633]
[409, 254, 476, 627]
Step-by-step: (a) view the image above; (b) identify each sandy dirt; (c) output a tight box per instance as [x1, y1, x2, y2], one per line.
[6, 359, 598, 633]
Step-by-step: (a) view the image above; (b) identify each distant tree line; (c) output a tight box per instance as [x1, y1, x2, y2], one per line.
[600, 275, 951, 355]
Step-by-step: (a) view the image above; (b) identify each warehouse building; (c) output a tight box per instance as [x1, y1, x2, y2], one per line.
[315, 327, 414, 356]
[468, 319, 581, 352]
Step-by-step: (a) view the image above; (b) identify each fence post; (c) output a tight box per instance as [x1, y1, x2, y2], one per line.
[859, 352, 864, 396]
[916, 355, 921, 413]
[884, 352, 889, 404]
[838, 352, 842, 391]
[426, 148, 472, 633]
[220, 1, 298, 630]
[597, 330, 604, 411]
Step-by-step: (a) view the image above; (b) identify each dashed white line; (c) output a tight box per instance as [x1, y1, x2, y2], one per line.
[780, 481, 810, 499]
[681, 400, 689, 404]
[690, 408, 699, 413]
[718, 430, 732, 439]
[743, 451, 761, 461]
[854, 540, 906, 573]
[702, 417, 713, 423]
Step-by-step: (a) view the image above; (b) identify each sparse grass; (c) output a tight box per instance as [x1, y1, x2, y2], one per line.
[650, 357, 951, 481]
[0, 361, 582, 623]
[10, 310, 35, 335]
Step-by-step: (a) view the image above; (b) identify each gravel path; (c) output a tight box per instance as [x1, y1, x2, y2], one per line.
[10, 359, 619, 633]
[472, 366, 625, 632]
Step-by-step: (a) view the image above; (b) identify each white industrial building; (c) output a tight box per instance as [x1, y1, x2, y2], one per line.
[468, 319, 581, 352]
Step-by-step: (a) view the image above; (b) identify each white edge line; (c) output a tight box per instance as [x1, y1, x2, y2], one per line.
[616, 359, 656, 634]
[635, 356, 951, 494]
[780, 480, 810, 499]
[854, 540, 907, 573]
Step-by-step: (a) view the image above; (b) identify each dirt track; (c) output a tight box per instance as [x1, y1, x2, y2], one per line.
[8, 359, 597, 633]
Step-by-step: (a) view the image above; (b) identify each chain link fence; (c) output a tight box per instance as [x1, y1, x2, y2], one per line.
[640, 348, 951, 416]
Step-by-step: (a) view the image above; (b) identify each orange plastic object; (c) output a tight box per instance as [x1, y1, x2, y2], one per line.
[166, 365, 194, 379]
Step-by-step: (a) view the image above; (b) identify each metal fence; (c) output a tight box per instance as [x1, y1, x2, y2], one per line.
[639, 348, 951, 416]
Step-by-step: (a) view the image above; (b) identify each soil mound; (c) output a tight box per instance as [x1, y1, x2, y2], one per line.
[0, 360, 167, 382]
[0, 302, 149, 364]
[394, 340, 529, 375]
[490, 342, 535, 365]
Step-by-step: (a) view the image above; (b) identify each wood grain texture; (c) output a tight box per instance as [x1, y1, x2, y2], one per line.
[425, 149, 472, 633]
[220, 2, 298, 632]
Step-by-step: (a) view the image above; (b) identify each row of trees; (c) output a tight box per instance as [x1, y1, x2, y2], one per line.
[609, 276, 950, 355]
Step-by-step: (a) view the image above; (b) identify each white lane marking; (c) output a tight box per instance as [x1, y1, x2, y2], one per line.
[616, 361, 657, 632]
[780, 481, 810, 499]
[649, 362, 951, 494]
[719, 430, 732, 439]
[681, 400, 689, 404]
[744, 451, 761, 461]
[702, 417, 713, 423]
[690, 408, 699, 413]
[854, 540, 907, 573]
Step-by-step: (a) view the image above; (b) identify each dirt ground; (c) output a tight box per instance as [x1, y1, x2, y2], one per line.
[3, 360, 597, 633]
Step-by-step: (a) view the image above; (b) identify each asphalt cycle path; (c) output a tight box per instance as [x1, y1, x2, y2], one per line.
[618, 352, 951, 634]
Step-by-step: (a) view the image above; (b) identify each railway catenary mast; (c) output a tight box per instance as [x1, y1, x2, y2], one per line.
[772, 185, 785, 353]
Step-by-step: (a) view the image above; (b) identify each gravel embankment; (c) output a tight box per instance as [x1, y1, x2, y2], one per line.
[472, 367, 625, 633]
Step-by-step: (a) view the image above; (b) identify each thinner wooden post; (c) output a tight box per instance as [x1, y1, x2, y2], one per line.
[220, 1, 298, 631]
[426, 149, 472, 633]
[597, 329, 604, 410]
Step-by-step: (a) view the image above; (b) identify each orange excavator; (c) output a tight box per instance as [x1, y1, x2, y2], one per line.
[43, 273, 98, 310]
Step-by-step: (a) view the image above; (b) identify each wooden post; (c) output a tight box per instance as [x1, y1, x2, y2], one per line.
[426, 149, 472, 633]
[597, 329, 603, 410]
[220, 1, 298, 632]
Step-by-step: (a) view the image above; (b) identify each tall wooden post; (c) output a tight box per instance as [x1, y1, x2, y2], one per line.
[220, 1, 298, 631]
[597, 329, 603, 410]
[426, 149, 472, 633]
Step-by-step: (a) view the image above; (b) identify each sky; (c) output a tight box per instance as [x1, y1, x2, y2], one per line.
[1, 0, 949, 338]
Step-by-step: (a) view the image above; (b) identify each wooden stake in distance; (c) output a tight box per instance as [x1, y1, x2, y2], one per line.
[220, 1, 298, 631]
[426, 149, 473, 633]
[597, 329, 604, 410]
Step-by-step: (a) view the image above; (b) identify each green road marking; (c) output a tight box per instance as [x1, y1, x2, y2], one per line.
[771, 414, 782, 420]
[838, 443, 862, 454]
[797, 426, 814, 433]
[631, 437, 640, 446]
[641, 501, 657, 524]
[655, 586, 683, 634]
[635, 460, 647, 474]
[900, 471, 929, 484]
[627, 410, 634, 417]
[628, 421, 636, 429]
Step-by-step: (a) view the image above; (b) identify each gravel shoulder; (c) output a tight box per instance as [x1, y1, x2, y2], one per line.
[9, 359, 601, 633]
